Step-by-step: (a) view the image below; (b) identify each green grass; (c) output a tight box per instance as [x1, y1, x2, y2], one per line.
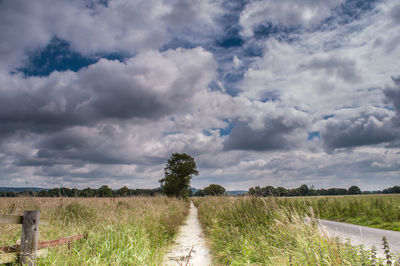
[0, 197, 189, 265]
[286, 194, 400, 231]
[194, 197, 382, 265]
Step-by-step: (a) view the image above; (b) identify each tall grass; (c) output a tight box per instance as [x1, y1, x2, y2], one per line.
[287, 194, 400, 231]
[0, 197, 189, 265]
[194, 197, 377, 265]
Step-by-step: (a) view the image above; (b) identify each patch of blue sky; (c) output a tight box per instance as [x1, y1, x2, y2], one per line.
[217, 119, 234, 136]
[85, 0, 109, 9]
[337, 0, 379, 23]
[225, 72, 244, 84]
[203, 130, 212, 136]
[159, 36, 198, 52]
[223, 86, 242, 97]
[253, 23, 301, 42]
[162, 131, 181, 137]
[19, 37, 128, 77]
[317, 0, 380, 30]
[307, 131, 321, 140]
[259, 91, 280, 102]
[323, 114, 335, 120]
[242, 43, 264, 58]
[208, 81, 222, 92]
[216, 28, 244, 48]
[214, 0, 248, 49]
[383, 105, 395, 111]
[204, 119, 234, 137]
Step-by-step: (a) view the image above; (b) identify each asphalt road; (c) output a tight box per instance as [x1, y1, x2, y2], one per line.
[318, 219, 400, 257]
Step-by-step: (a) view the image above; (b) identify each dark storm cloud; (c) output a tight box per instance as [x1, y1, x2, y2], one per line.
[321, 77, 400, 152]
[0, 71, 166, 137]
[321, 109, 398, 152]
[0, 48, 215, 137]
[0, 74, 88, 136]
[223, 113, 308, 151]
[390, 4, 400, 24]
[384, 77, 400, 115]
[15, 130, 126, 166]
[16, 128, 145, 166]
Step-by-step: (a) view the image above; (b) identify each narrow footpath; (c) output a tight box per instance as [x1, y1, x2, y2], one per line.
[164, 201, 211, 266]
[318, 219, 400, 257]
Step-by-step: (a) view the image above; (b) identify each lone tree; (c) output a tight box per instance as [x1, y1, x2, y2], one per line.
[348, 185, 362, 195]
[204, 184, 226, 196]
[159, 153, 199, 198]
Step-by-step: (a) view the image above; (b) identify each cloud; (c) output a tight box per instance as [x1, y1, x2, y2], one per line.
[384, 76, 400, 116]
[390, 4, 400, 24]
[0, 0, 221, 71]
[224, 107, 309, 151]
[1, 0, 400, 190]
[303, 56, 361, 83]
[320, 107, 398, 152]
[239, 0, 344, 37]
[0, 47, 217, 136]
[240, 0, 400, 117]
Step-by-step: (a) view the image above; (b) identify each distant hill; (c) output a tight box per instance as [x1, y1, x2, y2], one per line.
[0, 187, 45, 192]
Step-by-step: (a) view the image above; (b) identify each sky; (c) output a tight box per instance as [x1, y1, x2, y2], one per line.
[0, 0, 399, 191]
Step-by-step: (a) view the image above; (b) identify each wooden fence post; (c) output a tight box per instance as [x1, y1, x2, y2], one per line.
[20, 211, 40, 266]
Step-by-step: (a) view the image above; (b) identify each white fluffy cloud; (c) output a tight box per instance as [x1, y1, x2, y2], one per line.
[0, 0, 221, 71]
[239, 0, 344, 37]
[240, 0, 400, 117]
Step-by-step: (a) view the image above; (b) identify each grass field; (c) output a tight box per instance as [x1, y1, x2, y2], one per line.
[286, 194, 400, 231]
[194, 197, 383, 265]
[0, 197, 189, 265]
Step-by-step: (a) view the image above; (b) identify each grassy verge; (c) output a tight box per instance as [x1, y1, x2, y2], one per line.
[194, 197, 379, 265]
[287, 194, 400, 231]
[0, 197, 189, 265]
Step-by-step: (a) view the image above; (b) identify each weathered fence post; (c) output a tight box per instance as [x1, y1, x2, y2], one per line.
[20, 211, 40, 266]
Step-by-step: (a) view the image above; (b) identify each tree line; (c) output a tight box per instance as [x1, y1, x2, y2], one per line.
[248, 184, 400, 197]
[0, 185, 160, 197]
[1, 184, 399, 198]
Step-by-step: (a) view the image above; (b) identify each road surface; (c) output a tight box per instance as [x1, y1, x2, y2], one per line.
[318, 219, 400, 257]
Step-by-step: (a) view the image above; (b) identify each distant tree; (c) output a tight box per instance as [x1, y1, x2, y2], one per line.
[248, 187, 256, 196]
[348, 186, 362, 195]
[326, 188, 348, 195]
[204, 184, 226, 196]
[47, 188, 60, 197]
[159, 153, 199, 198]
[72, 188, 80, 197]
[308, 185, 319, 196]
[194, 189, 206, 197]
[299, 184, 310, 196]
[382, 186, 400, 194]
[276, 187, 288, 197]
[262, 186, 276, 196]
[248, 186, 263, 196]
[60, 187, 73, 197]
[80, 187, 95, 197]
[116, 186, 130, 197]
[97, 185, 113, 197]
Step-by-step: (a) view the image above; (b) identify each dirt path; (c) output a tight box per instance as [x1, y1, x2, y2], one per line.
[164, 201, 211, 266]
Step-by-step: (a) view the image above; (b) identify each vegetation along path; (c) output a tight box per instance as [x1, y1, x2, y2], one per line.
[319, 219, 400, 257]
[164, 201, 211, 266]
